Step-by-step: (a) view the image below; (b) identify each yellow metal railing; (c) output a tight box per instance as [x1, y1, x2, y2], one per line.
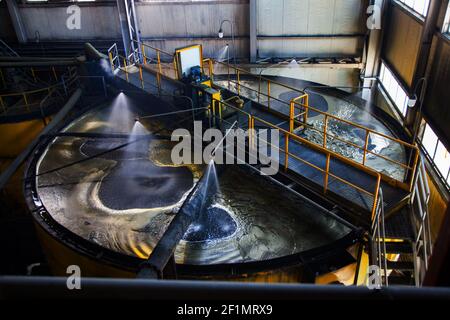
[202, 59, 419, 192]
[288, 98, 420, 192]
[210, 97, 382, 220]
[0, 69, 78, 114]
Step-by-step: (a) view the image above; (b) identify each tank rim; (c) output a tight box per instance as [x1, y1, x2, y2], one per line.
[23, 93, 362, 277]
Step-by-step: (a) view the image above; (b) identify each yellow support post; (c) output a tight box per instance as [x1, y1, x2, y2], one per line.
[109, 52, 115, 71]
[289, 101, 295, 133]
[371, 176, 381, 221]
[52, 67, 57, 82]
[0, 68, 5, 87]
[267, 81, 271, 109]
[324, 154, 331, 193]
[323, 115, 328, 148]
[139, 65, 144, 89]
[237, 70, 240, 96]
[303, 94, 309, 124]
[142, 44, 146, 64]
[157, 51, 162, 92]
[173, 57, 178, 80]
[23, 93, 30, 111]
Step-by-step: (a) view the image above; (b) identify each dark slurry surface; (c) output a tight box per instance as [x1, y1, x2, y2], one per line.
[99, 159, 194, 210]
[182, 206, 238, 242]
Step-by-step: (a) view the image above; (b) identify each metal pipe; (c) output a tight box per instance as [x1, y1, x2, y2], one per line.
[137, 164, 217, 279]
[1, 276, 450, 300]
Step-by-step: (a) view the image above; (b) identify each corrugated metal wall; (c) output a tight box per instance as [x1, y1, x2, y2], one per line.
[135, 1, 249, 58]
[256, 0, 368, 58]
[19, 4, 121, 40]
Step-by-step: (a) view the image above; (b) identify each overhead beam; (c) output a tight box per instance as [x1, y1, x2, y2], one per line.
[5, 0, 27, 43]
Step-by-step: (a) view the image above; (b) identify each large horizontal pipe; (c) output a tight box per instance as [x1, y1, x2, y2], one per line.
[0, 60, 80, 68]
[1, 276, 450, 300]
[137, 165, 215, 279]
[0, 56, 79, 62]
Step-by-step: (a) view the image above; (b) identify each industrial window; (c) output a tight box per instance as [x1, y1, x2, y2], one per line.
[443, 3, 450, 34]
[396, 0, 430, 17]
[420, 123, 450, 189]
[379, 62, 409, 117]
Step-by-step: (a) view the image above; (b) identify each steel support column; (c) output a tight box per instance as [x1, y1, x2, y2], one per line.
[362, 0, 387, 99]
[5, 0, 27, 43]
[405, 0, 441, 132]
[116, 0, 141, 59]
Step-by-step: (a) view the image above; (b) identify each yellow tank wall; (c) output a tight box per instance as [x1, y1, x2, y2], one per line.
[35, 222, 309, 282]
[427, 173, 448, 242]
[0, 117, 50, 158]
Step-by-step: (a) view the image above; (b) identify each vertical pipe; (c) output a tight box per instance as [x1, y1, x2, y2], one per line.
[267, 81, 271, 109]
[142, 44, 146, 64]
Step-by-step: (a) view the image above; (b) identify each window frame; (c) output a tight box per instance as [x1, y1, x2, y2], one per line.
[394, 0, 431, 18]
[378, 62, 409, 119]
[419, 122, 450, 192]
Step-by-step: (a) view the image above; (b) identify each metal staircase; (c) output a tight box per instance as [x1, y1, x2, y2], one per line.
[369, 155, 431, 286]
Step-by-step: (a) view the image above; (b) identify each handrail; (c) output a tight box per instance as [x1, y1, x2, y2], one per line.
[0, 69, 79, 114]
[289, 97, 420, 191]
[211, 96, 382, 219]
[112, 40, 419, 193]
[207, 57, 419, 191]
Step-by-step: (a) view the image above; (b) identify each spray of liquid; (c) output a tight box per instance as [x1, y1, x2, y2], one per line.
[216, 45, 229, 62]
[107, 93, 135, 134]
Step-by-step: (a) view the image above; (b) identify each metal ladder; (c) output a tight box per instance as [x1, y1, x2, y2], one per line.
[370, 187, 389, 286]
[369, 155, 431, 287]
[410, 155, 432, 286]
